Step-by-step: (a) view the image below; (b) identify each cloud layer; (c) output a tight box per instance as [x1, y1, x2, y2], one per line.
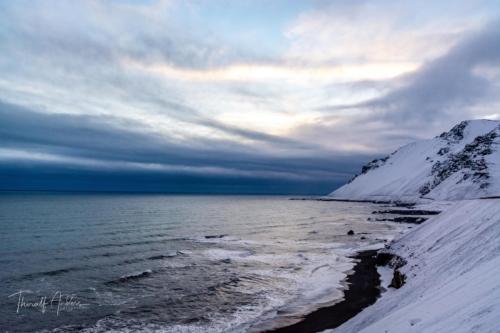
[0, 0, 499, 193]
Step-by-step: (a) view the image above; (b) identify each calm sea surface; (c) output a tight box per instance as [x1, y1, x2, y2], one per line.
[0, 193, 407, 332]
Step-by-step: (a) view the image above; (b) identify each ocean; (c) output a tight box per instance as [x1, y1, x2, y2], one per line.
[0, 193, 407, 332]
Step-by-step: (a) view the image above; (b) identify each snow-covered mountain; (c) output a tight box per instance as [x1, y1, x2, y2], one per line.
[330, 119, 500, 201]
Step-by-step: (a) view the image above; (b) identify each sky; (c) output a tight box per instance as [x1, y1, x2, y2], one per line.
[0, 0, 500, 194]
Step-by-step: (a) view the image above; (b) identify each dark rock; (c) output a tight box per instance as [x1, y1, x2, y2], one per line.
[394, 217, 427, 224]
[438, 121, 467, 142]
[437, 147, 450, 156]
[347, 230, 355, 235]
[389, 256, 407, 269]
[373, 217, 427, 224]
[204, 234, 227, 239]
[372, 209, 440, 216]
[389, 270, 406, 289]
[372, 209, 440, 215]
[420, 126, 499, 196]
[375, 252, 394, 266]
[347, 156, 390, 183]
[376, 252, 407, 269]
[392, 201, 416, 208]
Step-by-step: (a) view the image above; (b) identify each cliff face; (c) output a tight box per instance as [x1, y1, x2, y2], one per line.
[330, 120, 500, 201]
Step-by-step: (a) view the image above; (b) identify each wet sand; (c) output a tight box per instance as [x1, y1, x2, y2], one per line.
[267, 250, 380, 333]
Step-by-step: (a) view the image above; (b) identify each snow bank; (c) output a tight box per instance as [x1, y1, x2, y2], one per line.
[329, 120, 500, 202]
[327, 199, 500, 333]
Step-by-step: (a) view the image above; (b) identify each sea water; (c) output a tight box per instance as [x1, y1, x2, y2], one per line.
[0, 193, 407, 332]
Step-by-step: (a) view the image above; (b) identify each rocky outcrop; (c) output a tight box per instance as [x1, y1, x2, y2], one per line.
[438, 120, 468, 142]
[329, 119, 500, 201]
[388, 270, 406, 289]
[375, 252, 407, 289]
[348, 156, 389, 183]
[420, 127, 499, 196]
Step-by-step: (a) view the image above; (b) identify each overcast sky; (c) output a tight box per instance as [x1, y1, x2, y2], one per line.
[1, 0, 499, 194]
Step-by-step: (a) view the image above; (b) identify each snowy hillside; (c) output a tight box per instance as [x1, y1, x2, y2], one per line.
[327, 199, 500, 333]
[330, 120, 500, 201]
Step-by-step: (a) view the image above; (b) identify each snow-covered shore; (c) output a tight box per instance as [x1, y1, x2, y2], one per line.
[327, 198, 500, 333]
[321, 120, 500, 333]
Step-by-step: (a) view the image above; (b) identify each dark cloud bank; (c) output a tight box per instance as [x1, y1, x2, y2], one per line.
[0, 101, 371, 194]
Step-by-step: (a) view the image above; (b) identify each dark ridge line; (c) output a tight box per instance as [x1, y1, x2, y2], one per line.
[290, 197, 392, 204]
[289, 197, 419, 208]
[266, 250, 380, 333]
[372, 209, 440, 216]
[368, 217, 428, 224]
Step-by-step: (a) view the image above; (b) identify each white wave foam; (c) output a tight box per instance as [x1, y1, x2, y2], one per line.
[202, 248, 251, 261]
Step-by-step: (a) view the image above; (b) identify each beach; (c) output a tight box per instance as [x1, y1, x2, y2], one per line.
[268, 250, 380, 333]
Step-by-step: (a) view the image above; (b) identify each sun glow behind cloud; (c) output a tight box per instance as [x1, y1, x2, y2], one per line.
[120, 56, 419, 139]
[123, 58, 419, 83]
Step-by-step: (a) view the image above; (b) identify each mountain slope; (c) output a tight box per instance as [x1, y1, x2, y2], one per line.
[328, 199, 500, 333]
[329, 120, 500, 201]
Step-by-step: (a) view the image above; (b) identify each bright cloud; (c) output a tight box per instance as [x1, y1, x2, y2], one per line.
[123, 58, 418, 83]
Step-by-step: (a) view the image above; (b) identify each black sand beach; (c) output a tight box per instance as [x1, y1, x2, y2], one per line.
[267, 250, 381, 333]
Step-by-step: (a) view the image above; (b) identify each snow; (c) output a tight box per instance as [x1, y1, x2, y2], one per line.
[322, 120, 500, 333]
[376, 265, 393, 293]
[329, 119, 500, 202]
[325, 199, 500, 333]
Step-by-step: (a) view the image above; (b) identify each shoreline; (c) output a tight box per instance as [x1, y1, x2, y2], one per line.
[289, 197, 391, 204]
[266, 249, 381, 333]
[289, 197, 418, 208]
